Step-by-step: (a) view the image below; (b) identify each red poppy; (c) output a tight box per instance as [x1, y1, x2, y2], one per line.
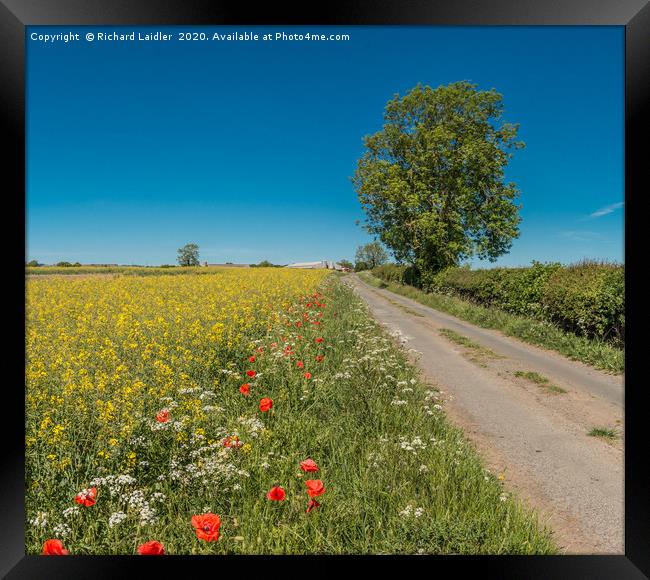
[295, 321, 302, 328]
[297, 335, 303, 340]
[306, 499, 321, 513]
[315, 355, 324, 363]
[306, 302, 313, 307]
[257, 346, 265, 353]
[259, 398, 273, 412]
[222, 436, 242, 448]
[42, 539, 69, 555]
[315, 338, 324, 343]
[246, 370, 257, 378]
[191, 513, 221, 542]
[137, 540, 165, 555]
[305, 479, 325, 498]
[239, 383, 251, 396]
[266, 486, 286, 501]
[270, 342, 278, 349]
[296, 361, 305, 369]
[156, 409, 170, 423]
[304, 372, 312, 380]
[248, 355, 256, 363]
[300, 458, 319, 472]
[74, 487, 97, 507]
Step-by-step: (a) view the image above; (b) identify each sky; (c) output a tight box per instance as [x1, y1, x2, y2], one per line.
[26, 26, 624, 267]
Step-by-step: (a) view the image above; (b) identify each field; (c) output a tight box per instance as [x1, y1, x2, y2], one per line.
[26, 268, 555, 555]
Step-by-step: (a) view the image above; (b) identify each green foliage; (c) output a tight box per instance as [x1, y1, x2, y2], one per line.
[250, 260, 283, 268]
[370, 260, 624, 346]
[354, 261, 369, 272]
[426, 261, 562, 319]
[541, 262, 624, 344]
[55, 261, 76, 267]
[587, 427, 618, 440]
[27, 260, 40, 267]
[372, 264, 408, 284]
[353, 81, 524, 278]
[355, 242, 388, 270]
[177, 243, 200, 267]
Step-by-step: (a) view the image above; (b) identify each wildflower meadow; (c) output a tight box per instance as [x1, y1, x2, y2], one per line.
[26, 268, 556, 554]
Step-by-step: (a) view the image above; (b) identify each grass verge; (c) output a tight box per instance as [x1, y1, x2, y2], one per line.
[358, 272, 623, 375]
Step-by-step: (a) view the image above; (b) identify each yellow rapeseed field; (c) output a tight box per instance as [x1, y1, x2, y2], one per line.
[26, 269, 328, 550]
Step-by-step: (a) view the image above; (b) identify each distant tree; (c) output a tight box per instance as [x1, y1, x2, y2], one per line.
[56, 261, 73, 267]
[338, 259, 354, 270]
[352, 81, 524, 280]
[250, 260, 282, 268]
[26, 260, 40, 267]
[177, 243, 200, 267]
[355, 242, 388, 270]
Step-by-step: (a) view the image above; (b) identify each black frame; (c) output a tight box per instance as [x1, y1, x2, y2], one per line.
[4, 1, 649, 577]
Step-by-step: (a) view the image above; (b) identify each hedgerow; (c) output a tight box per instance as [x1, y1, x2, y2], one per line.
[371, 261, 624, 346]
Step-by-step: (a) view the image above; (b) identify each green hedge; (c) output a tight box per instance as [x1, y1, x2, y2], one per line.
[371, 261, 624, 346]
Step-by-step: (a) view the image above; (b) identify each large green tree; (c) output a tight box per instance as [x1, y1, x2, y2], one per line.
[177, 243, 200, 266]
[352, 81, 524, 280]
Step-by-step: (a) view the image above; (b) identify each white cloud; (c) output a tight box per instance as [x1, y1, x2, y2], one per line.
[588, 201, 624, 219]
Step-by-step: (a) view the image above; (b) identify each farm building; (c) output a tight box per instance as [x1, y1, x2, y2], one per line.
[286, 261, 346, 270]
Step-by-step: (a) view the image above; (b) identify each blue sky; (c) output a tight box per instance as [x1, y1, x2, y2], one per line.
[26, 26, 624, 266]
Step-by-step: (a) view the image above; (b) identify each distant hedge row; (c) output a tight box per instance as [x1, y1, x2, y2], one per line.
[371, 261, 624, 345]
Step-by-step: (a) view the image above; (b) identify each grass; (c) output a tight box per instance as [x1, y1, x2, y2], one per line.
[439, 328, 495, 354]
[513, 371, 567, 394]
[26, 271, 556, 555]
[358, 272, 623, 375]
[587, 427, 618, 440]
[438, 328, 501, 367]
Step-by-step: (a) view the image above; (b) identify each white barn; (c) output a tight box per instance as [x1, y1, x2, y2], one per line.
[286, 261, 345, 271]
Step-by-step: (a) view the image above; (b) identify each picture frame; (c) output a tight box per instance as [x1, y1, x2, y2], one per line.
[5, 0, 648, 576]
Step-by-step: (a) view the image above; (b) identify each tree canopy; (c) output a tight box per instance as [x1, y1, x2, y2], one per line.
[355, 241, 388, 270]
[352, 81, 523, 281]
[177, 243, 200, 267]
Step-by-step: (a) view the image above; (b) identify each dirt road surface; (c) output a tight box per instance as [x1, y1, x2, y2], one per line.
[347, 274, 624, 554]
